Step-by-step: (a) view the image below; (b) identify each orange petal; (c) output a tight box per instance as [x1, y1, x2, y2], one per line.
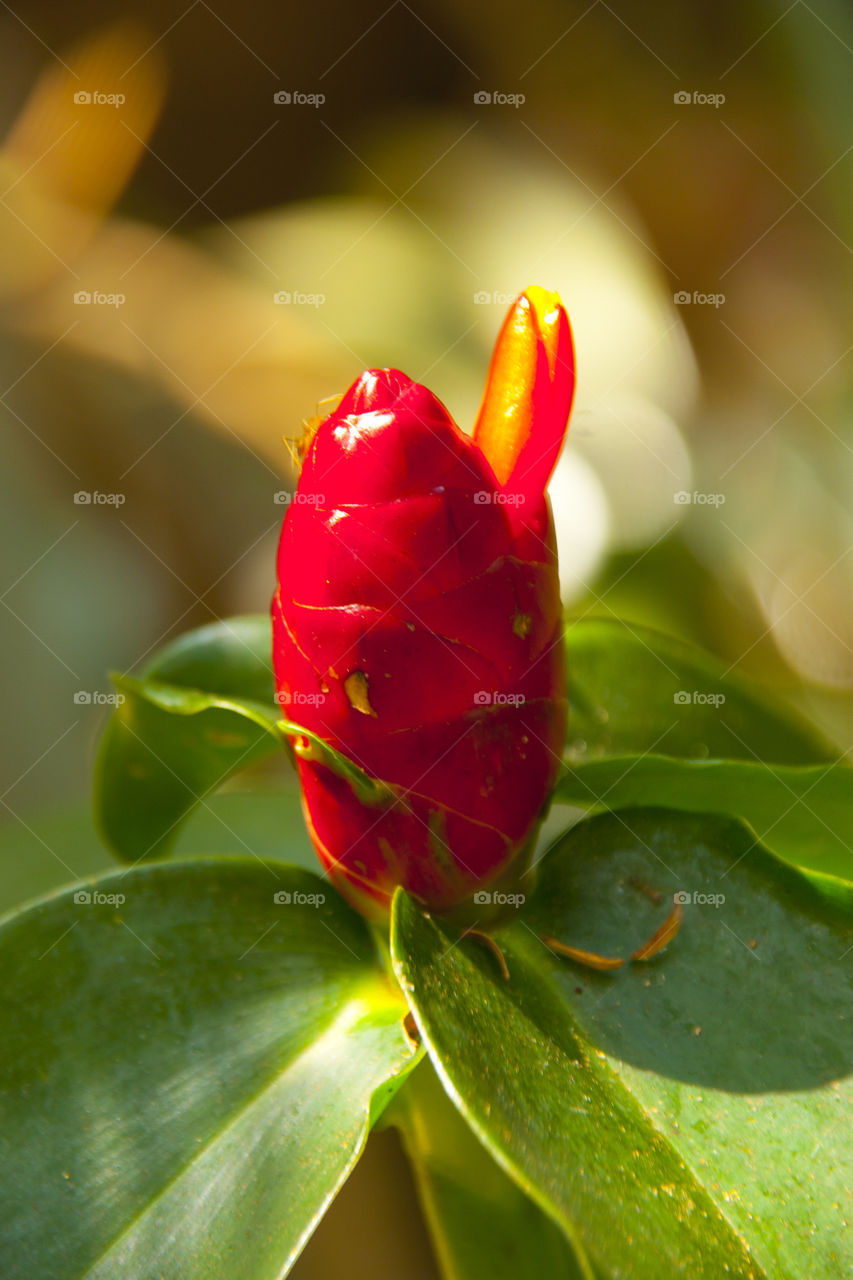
[473, 286, 575, 501]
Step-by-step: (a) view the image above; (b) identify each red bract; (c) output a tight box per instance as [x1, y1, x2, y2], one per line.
[272, 288, 575, 916]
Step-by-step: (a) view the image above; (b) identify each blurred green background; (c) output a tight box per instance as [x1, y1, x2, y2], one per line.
[2, 1, 852, 1273]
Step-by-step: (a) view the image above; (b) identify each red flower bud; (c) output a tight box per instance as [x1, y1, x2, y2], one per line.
[272, 288, 575, 916]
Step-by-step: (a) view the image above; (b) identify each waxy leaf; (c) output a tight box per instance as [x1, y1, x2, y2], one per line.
[95, 616, 399, 866]
[95, 616, 282, 863]
[392, 808, 853, 1279]
[564, 618, 833, 764]
[95, 615, 837, 871]
[391, 1061, 590, 1280]
[557, 754, 853, 881]
[0, 860, 419, 1279]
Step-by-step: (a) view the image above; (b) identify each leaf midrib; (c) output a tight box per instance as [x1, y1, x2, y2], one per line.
[507, 930, 769, 1278]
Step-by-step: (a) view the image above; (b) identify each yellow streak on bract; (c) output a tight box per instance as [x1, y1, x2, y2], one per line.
[512, 612, 532, 638]
[344, 670, 377, 717]
[472, 286, 563, 487]
[525, 286, 563, 375]
[472, 293, 537, 487]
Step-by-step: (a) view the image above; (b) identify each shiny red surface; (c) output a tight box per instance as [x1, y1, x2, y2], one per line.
[273, 365, 568, 915]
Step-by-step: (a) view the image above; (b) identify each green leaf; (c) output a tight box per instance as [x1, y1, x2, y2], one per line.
[96, 615, 398, 866]
[95, 616, 282, 863]
[564, 618, 833, 764]
[285, 720, 400, 808]
[392, 808, 853, 1279]
[0, 859, 420, 1280]
[391, 1061, 591, 1280]
[557, 754, 853, 881]
[134, 614, 277, 704]
[0, 788, 321, 919]
[560, 620, 853, 879]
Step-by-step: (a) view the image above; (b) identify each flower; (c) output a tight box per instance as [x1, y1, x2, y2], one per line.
[272, 287, 575, 916]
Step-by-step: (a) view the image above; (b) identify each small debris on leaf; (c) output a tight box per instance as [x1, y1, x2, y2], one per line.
[542, 936, 624, 972]
[462, 928, 510, 980]
[631, 902, 684, 962]
[629, 876, 663, 904]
